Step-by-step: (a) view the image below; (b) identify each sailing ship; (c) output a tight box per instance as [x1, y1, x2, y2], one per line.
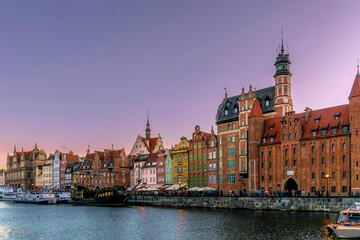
[70, 181, 141, 206]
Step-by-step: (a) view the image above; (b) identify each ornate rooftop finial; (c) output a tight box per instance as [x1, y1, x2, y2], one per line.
[211, 125, 214, 134]
[249, 84, 253, 91]
[87, 145, 90, 154]
[357, 59, 359, 76]
[14, 145, 16, 152]
[224, 88, 227, 99]
[280, 27, 284, 54]
[35, 143, 38, 150]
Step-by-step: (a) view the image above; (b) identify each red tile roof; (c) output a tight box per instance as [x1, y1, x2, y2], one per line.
[349, 74, 360, 99]
[141, 137, 160, 153]
[65, 154, 79, 164]
[261, 104, 349, 145]
[249, 100, 263, 118]
[301, 104, 349, 140]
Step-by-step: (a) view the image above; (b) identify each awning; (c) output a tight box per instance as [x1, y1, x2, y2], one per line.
[165, 184, 187, 191]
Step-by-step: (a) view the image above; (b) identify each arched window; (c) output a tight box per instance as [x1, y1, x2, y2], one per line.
[343, 143, 347, 150]
[225, 109, 228, 115]
[261, 152, 264, 158]
[285, 149, 288, 155]
[269, 151, 272, 157]
[312, 146, 315, 153]
[322, 145, 325, 152]
[283, 134, 286, 140]
[332, 144, 335, 151]
[293, 148, 296, 154]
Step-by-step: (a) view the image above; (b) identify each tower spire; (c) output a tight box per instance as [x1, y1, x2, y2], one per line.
[146, 110, 151, 140]
[224, 88, 227, 99]
[280, 27, 284, 54]
[357, 59, 359, 76]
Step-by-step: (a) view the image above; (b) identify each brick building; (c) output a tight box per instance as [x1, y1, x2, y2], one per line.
[207, 127, 218, 189]
[189, 126, 211, 188]
[217, 38, 360, 196]
[78, 148, 130, 189]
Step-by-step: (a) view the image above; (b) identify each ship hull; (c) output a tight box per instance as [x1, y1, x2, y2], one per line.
[70, 187, 131, 206]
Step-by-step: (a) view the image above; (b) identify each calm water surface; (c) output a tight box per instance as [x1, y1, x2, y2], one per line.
[0, 201, 337, 240]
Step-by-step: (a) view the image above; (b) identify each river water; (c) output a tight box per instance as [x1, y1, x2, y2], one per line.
[0, 201, 336, 240]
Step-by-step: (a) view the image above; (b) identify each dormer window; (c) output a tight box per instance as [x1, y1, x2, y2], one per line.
[234, 108, 238, 113]
[311, 130, 317, 137]
[225, 110, 228, 115]
[315, 119, 320, 123]
[265, 99, 270, 107]
[227, 102, 230, 106]
[321, 129, 327, 136]
[262, 138, 266, 143]
[334, 112, 341, 120]
[331, 128, 338, 135]
[269, 137, 274, 143]
[342, 126, 349, 133]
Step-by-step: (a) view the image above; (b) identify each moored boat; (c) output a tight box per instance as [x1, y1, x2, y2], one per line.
[13, 192, 57, 204]
[56, 192, 73, 203]
[327, 202, 360, 239]
[70, 181, 141, 206]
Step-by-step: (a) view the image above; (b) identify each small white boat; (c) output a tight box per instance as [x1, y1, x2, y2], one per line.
[327, 202, 360, 239]
[13, 192, 57, 204]
[56, 192, 73, 203]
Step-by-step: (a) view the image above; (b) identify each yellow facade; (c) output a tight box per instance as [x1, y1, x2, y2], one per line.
[173, 137, 189, 186]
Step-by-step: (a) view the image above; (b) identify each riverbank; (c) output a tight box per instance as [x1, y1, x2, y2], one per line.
[128, 195, 359, 212]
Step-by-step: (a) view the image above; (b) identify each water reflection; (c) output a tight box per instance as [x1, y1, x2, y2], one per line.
[0, 202, 339, 240]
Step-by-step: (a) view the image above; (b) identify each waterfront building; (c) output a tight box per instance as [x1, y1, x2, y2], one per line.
[142, 153, 158, 186]
[156, 152, 166, 185]
[172, 137, 189, 186]
[217, 37, 360, 196]
[52, 150, 61, 189]
[42, 155, 54, 189]
[189, 126, 211, 187]
[207, 127, 218, 190]
[129, 115, 165, 156]
[65, 162, 81, 187]
[130, 154, 148, 187]
[165, 150, 173, 185]
[6, 144, 47, 189]
[0, 169, 5, 186]
[60, 152, 79, 188]
[78, 148, 130, 189]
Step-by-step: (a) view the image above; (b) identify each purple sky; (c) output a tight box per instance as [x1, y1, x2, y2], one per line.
[1, 1, 360, 168]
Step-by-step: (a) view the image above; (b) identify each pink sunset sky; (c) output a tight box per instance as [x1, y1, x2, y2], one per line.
[1, 1, 360, 169]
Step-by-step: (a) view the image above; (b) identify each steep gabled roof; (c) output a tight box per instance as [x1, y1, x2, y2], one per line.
[249, 100, 264, 118]
[349, 74, 360, 99]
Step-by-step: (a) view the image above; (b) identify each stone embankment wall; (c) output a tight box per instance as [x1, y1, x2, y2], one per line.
[128, 195, 360, 212]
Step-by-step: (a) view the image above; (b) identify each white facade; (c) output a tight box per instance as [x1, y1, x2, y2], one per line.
[129, 135, 150, 156]
[53, 150, 61, 189]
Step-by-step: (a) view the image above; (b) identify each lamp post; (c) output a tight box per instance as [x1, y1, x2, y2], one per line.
[325, 174, 330, 197]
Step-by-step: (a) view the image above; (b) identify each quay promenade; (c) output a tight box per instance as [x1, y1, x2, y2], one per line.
[128, 195, 360, 212]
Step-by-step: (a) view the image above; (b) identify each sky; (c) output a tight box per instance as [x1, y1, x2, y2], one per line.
[1, 1, 360, 168]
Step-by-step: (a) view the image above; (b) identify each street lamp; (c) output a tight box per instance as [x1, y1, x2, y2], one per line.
[325, 174, 330, 197]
